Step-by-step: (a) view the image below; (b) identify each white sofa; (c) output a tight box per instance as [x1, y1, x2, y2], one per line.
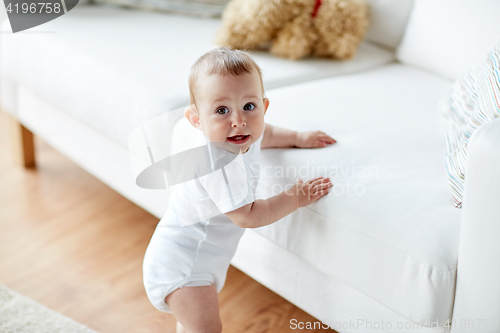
[2, 1, 500, 332]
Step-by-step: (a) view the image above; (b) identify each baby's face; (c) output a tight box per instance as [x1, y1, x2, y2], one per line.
[189, 68, 269, 154]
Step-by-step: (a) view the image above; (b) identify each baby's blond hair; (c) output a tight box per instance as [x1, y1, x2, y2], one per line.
[188, 46, 265, 109]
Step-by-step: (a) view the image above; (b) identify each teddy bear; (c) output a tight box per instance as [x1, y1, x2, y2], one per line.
[215, 0, 370, 60]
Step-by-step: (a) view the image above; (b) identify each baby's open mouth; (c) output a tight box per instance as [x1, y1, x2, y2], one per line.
[227, 135, 250, 144]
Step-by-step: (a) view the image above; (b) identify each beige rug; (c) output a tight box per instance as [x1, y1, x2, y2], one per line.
[0, 284, 98, 333]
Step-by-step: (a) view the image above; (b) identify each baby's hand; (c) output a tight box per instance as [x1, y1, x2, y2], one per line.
[295, 131, 336, 148]
[288, 177, 333, 208]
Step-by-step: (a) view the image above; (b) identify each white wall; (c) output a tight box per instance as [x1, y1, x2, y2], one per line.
[0, 4, 7, 27]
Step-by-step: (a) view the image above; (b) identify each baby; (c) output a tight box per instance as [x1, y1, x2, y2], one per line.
[143, 46, 335, 333]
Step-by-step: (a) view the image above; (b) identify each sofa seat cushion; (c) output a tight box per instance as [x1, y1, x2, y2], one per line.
[0, 4, 394, 148]
[171, 64, 462, 326]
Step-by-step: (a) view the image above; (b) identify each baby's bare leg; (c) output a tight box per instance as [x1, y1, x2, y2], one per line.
[166, 284, 222, 333]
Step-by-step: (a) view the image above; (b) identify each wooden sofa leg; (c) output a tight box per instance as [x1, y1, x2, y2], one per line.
[9, 115, 36, 168]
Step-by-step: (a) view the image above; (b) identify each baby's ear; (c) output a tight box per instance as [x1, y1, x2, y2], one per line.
[263, 98, 269, 115]
[184, 105, 202, 130]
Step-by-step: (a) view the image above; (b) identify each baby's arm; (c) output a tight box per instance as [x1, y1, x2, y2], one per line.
[261, 123, 298, 148]
[262, 123, 336, 149]
[225, 177, 332, 228]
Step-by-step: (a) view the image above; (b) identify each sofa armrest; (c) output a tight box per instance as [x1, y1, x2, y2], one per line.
[451, 117, 500, 333]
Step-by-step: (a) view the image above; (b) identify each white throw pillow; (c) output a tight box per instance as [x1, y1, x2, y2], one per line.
[396, 0, 500, 80]
[364, 0, 414, 50]
[440, 42, 500, 208]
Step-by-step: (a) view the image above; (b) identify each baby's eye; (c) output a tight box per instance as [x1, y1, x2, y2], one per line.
[243, 103, 255, 111]
[216, 107, 229, 115]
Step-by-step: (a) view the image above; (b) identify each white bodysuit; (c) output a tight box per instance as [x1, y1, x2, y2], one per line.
[143, 127, 264, 313]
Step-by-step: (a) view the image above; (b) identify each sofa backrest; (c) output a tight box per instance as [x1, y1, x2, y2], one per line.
[396, 0, 500, 81]
[363, 0, 414, 50]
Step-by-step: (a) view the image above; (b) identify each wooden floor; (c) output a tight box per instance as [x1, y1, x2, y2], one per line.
[0, 111, 336, 333]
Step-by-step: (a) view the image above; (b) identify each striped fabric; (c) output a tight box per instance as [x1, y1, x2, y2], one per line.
[440, 41, 500, 208]
[94, 0, 230, 17]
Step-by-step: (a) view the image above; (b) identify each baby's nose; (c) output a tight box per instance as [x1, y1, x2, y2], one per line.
[231, 112, 246, 127]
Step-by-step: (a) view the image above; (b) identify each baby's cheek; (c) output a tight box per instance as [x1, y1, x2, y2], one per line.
[206, 123, 226, 140]
[256, 122, 266, 137]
